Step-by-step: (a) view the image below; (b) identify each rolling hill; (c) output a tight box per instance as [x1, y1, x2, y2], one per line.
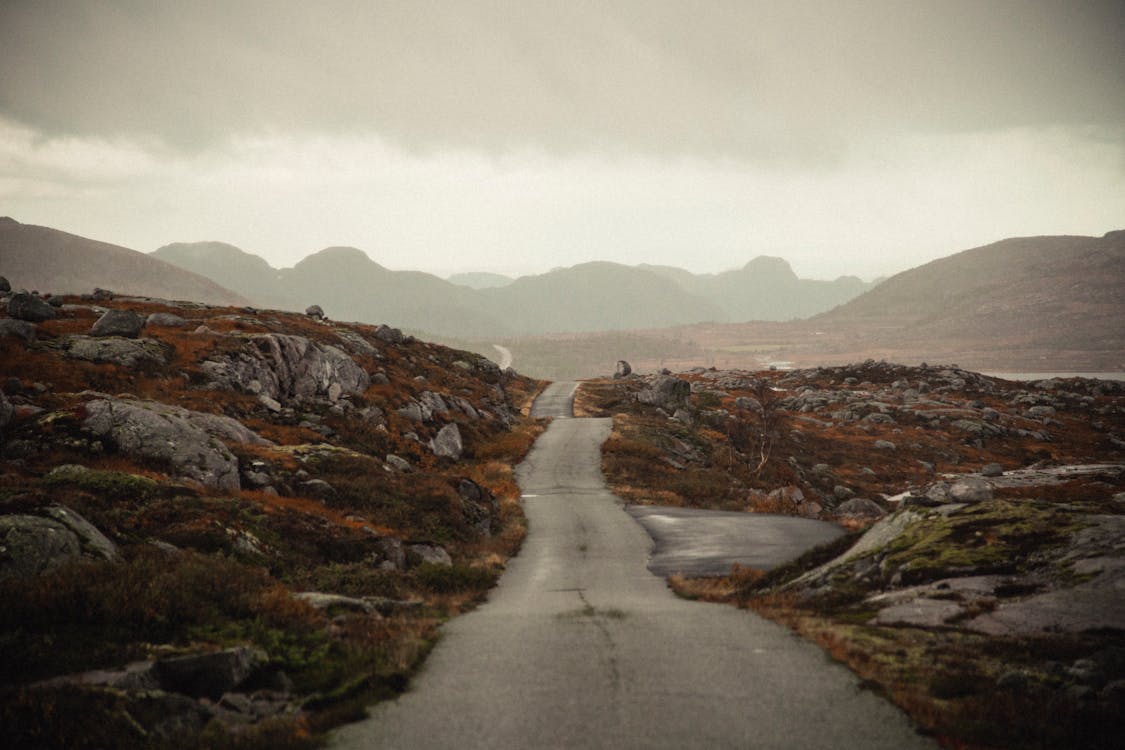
[0, 218, 247, 305]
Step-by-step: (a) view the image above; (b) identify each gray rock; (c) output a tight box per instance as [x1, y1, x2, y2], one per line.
[385, 454, 413, 472]
[89, 308, 146, 338]
[42, 504, 119, 561]
[0, 318, 36, 341]
[614, 360, 632, 379]
[836, 497, 886, 519]
[396, 402, 427, 422]
[155, 646, 267, 699]
[147, 312, 187, 327]
[419, 391, 448, 415]
[981, 462, 1004, 477]
[949, 477, 993, 503]
[0, 275, 9, 293]
[202, 333, 369, 406]
[671, 408, 693, 425]
[0, 514, 81, 577]
[305, 304, 325, 319]
[6, 292, 56, 322]
[299, 478, 337, 500]
[457, 477, 497, 536]
[637, 375, 692, 410]
[430, 423, 463, 460]
[64, 336, 170, 367]
[873, 439, 896, 451]
[409, 543, 452, 567]
[996, 670, 1030, 692]
[293, 591, 377, 614]
[83, 397, 270, 490]
[374, 536, 406, 569]
[373, 325, 404, 344]
[833, 485, 855, 501]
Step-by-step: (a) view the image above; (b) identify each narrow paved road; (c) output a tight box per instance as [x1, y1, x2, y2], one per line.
[331, 382, 934, 749]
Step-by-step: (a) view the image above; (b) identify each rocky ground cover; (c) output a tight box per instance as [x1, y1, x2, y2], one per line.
[582, 361, 1125, 748]
[0, 283, 543, 749]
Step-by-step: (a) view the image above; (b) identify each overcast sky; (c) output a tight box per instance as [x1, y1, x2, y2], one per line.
[2, 0, 1123, 280]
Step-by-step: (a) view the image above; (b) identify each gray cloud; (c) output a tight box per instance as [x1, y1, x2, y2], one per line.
[3, 0, 1123, 161]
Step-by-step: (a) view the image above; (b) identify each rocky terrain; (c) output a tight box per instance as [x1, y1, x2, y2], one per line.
[0, 276, 543, 749]
[581, 362, 1125, 748]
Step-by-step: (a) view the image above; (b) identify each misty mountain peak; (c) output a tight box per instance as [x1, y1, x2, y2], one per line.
[742, 255, 798, 281]
[294, 246, 384, 273]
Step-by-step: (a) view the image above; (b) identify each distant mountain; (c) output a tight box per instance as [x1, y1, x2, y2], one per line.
[447, 272, 514, 289]
[813, 231, 1125, 359]
[479, 261, 726, 335]
[0, 217, 246, 305]
[152, 241, 288, 308]
[276, 247, 509, 338]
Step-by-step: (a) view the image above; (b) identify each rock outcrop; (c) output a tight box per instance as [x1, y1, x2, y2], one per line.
[0, 504, 118, 577]
[637, 374, 692, 410]
[64, 336, 170, 367]
[83, 396, 271, 490]
[202, 333, 369, 406]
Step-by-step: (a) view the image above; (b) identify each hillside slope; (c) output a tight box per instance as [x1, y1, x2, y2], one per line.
[0, 218, 247, 306]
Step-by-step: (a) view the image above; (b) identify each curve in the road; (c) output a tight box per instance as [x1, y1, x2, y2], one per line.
[330, 382, 934, 749]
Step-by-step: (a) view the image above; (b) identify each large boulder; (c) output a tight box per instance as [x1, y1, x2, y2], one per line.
[0, 515, 81, 577]
[637, 375, 692, 410]
[614, 360, 632, 379]
[202, 333, 369, 406]
[6, 292, 56, 322]
[64, 336, 170, 367]
[0, 318, 36, 341]
[430, 423, 463, 460]
[836, 497, 887, 519]
[949, 477, 993, 503]
[83, 397, 270, 490]
[89, 309, 146, 338]
[154, 647, 267, 699]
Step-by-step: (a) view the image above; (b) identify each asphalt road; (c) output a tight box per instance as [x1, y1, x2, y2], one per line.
[330, 383, 934, 749]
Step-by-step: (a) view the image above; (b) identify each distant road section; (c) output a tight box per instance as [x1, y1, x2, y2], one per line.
[331, 382, 933, 750]
[491, 343, 513, 370]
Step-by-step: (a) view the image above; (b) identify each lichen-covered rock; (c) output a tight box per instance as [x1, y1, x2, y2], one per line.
[430, 423, 463, 460]
[0, 514, 81, 577]
[64, 336, 170, 367]
[6, 292, 56, 322]
[89, 308, 146, 338]
[42, 504, 119, 562]
[155, 646, 267, 700]
[949, 477, 993, 503]
[202, 333, 369, 406]
[83, 397, 270, 490]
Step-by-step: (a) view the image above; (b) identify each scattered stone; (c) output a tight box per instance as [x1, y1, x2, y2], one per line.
[293, 591, 378, 614]
[373, 324, 404, 344]
[374, 537, 406, 569]
[409, 543, 452, 567]
[637, 375, 692, 410]
[949, 477, 993, 503]
[6, 292, 56, 322]
[396, 402, 427, 422]
[982, 462, 1004, 477]
[833, 485, 855, 501]
[385, 454, 413, 472]
[147, 312, 187, 327]
[430, 423, 463, 460]
[614, 360, 632, 378]
[64, 336, 170, 367]
[89, 309, 146, 338]
[305, 304, 325, 319]
[873, 439, 896, 451]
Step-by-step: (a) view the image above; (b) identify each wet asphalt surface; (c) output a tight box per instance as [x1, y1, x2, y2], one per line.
[330, 382, 934, 749]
